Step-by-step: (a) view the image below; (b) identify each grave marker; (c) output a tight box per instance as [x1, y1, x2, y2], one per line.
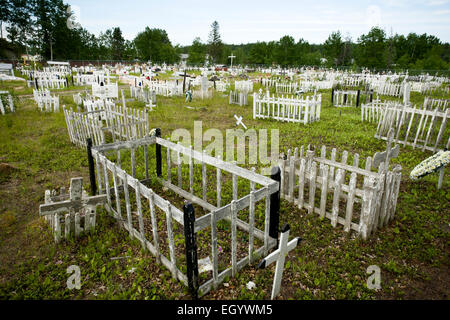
[258, 224, 301, 299]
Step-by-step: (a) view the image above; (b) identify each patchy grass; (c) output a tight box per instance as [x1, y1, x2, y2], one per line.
[0, 80, 448, 300]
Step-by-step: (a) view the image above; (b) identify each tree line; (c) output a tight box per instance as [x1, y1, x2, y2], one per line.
[1, 0, 449, 71]
[186, 22, 449, 71]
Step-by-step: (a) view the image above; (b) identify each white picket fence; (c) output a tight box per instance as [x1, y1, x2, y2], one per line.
[278, 145, 402, 240]
[0, 91, 14, 115]
[64, 104, 149, 148]
[361, 99, 403, 123]
[130, 86, 156, 106]
[33, 89, 60, 112]
[147, 80, 183, 97]
[275, 82, 299, 94]
[32, 72, 68, 89]
[253, 92, 321, 124]
[64, 107, 105, 147]
[333, 90, 358, 107]
[73, 73, 106, 86]
[374, 104, 450, 152]
[92, 83, 119, 99]
[338, 77, 364, 87]
[229, 90, 249, 106]
[215, 81, 229, 92]
[424, 97, 449, 110]
[235, 80, 253, 92]
[371, 81, 403, 97]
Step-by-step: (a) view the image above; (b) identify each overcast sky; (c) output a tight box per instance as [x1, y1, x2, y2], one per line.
[65, 0, 450, 46]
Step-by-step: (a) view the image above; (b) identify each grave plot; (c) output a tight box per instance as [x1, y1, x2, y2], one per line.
[253, 91, 321, 124]
[229, 90, 249, 106]
[63, 104, 149, 148]
[275, 82, 299, 95]
[361, 98, 404, 123]
[92, 83, 119, 99]
[338, 77, 364, 87]
[371, 81, 404, 97]
[33, 89, 60, 112]
[374, 104, 450, 153]
[331, 89, 360, 107]
[277, 138, 402, 240]
[130, 86, 157, 107]
[0, 91, 14, 115]
[147, 80, 183, 97]
[215, 80, 229, 92]
[89, 132, 280, 298]
[235, 80, 253, 93]
[31, 71, 68, 89]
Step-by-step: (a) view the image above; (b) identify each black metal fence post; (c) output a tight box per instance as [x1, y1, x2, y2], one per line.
[331, 88, 334, 104]
[86, 138, 97, 196]
[356, 89, 360, 107]
[155, 128, 162, 177]
[183, 202, 199, 299]
[269, 166, 281, 240]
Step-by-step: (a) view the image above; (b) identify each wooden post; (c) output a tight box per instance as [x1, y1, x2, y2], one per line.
[155, 128, 162, 177]
[183, 202, 198, 300]
[269, 166, 281, 240]
[356, 89, 360, 107]
[86, 138, 97, 196]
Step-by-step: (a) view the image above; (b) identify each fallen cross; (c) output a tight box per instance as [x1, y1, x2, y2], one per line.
[258, 223, 301, 300]
[234, 114, 247, 129]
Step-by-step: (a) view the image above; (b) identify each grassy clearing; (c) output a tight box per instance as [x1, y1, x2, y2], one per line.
[0, 81, 448, 300]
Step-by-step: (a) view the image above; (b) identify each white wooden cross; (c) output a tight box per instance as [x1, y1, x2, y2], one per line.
[39, 177, 106, 242]
[258, 224, 301, 300]
[372, 128, 400, 171]
[234, 114, 247, 130]
[228, 54, 236, 69]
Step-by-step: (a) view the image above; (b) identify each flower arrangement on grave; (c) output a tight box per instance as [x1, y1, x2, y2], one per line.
[410, 149, 450, 180]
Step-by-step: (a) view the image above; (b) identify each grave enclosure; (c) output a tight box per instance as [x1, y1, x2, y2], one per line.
[89, 131, 281, 298]
[277, 137, 402, 240]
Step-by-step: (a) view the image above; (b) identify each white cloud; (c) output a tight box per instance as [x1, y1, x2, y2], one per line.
[426, 0, 449, 6]
[433, 9, 450, 14]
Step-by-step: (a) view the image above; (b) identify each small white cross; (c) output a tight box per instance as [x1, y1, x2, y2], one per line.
[258, 224, 301, 300]
[234, 114, 247, 130]
[228, 54, 236, 69]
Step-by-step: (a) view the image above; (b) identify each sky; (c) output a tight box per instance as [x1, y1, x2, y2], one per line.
[64, 0, 450, 46]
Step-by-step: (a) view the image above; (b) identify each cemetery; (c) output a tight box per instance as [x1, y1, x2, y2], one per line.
[0, 0, 449, 304]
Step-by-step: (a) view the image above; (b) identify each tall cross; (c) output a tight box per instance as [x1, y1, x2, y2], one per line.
[372, 128, 400, 171]
[258, 224, 301, 300]
[228, 54, 236, 69]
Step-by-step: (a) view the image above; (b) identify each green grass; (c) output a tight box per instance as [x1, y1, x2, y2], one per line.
[0, 80, 448, 300]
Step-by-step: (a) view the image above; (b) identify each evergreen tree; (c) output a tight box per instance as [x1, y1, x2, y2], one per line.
[208, 21, 223, 64]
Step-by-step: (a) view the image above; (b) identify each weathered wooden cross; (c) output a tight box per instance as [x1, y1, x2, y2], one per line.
[372, 128, 400, 171]
[39, 177, 106, 242]
[258, 224, 301, 300]
[228, 54, 236, 69]
[234, 114, 247, 130]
